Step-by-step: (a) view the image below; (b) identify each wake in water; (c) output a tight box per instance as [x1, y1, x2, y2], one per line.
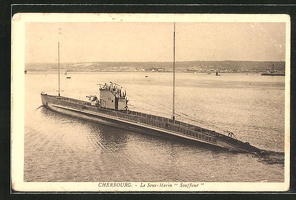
[256, 150, 285, 165]
[35, 102, 285, 167]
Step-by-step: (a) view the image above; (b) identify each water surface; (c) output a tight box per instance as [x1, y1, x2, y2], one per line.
[24, 72, 285, 182]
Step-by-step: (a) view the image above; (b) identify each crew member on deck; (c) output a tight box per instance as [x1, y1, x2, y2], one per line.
[227, 131, 237, 140]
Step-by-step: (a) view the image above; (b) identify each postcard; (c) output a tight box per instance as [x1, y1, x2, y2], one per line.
[11, 13, 290, 192]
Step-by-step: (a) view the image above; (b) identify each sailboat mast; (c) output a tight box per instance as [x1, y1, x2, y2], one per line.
[172, 23, 176, 121]
[272, 63, 275, 72]
[58, 42, 60, 96]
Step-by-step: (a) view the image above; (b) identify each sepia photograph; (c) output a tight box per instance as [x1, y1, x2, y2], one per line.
[11, 13, 290, 192]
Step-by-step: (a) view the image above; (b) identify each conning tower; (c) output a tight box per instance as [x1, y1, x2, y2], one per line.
[99, 82, 128, 110]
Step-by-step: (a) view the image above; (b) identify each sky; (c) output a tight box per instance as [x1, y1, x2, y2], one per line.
[25, 22, 286, 63]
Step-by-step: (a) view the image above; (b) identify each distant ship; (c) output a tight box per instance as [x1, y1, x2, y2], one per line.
[41, 24, 264, 154]
[261, 64, 285, 76]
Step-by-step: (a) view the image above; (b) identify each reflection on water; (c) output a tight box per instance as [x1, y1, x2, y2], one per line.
[24, 72, 285, 182]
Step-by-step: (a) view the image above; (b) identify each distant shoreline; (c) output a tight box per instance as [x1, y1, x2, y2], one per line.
[24, 71, 284, 75]
[25, 60, 285, 74]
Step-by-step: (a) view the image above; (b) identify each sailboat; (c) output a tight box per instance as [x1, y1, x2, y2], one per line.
[41, 24, 263, 154]
[215, 70, 220, 76]
[261, 64, 285, 76]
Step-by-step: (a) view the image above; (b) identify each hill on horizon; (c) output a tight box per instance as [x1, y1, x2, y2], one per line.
[25, 60, 285, 73]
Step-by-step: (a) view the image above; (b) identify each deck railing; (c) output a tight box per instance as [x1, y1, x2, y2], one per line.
[96, 106, 217, 144]
[48, 94, 218, 144]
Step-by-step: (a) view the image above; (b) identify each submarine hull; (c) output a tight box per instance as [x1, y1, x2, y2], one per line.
[41, 93, 262, 154]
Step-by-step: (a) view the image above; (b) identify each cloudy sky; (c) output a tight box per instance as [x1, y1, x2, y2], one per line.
[25, 22, 286, 63]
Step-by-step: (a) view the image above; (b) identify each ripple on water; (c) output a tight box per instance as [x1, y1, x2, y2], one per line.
[24, 73, 285, 182]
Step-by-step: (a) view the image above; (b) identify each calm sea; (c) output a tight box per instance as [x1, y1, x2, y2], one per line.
[24, 72, 285, 182]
